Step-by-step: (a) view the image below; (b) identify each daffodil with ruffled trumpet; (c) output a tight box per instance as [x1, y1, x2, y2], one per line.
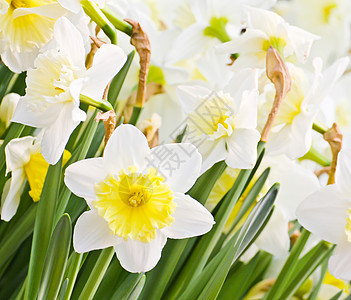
[64, 124, 214, 273]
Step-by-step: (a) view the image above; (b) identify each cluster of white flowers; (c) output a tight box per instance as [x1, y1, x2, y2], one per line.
[1, 0, 351, 297]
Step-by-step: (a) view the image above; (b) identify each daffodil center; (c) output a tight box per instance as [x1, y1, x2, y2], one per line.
[274, 82, 304, 126]
[53, 64, 77, 95]
[93, 166, 176, 243]
[10, 0, 36, 9]
[203, 16, 231, 43]
[323, 3, 337, 23]
[262, 37, 286, 58]
[127, 190, 148, 207]
[188, 91, 234, 139]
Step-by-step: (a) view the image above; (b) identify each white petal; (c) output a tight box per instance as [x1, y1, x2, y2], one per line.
[150, 143, 201, 193]
[13, 3, 67, 19]
[115, 231, 167, 273]
[287, 25, 319, 64]
[0, 1, 9, 14]
[103, 124, 151, 174]
[328, 237, 351, 280]
[82, 44, 127, 100]
[57, 0, 81, 13]
[296, 185, 349, 244]
[5, 136, 34, 174]
[234, 89, 259, 129]
[64, 158, 107, 203]
[1, 169, 26, 222]
[216, 28, 267, 55]
[161, 193, 214, 239]
[255, 208, 290, 257]
[224, 68, 258, 104]
[73, 210, 119, 253]
[263, 155, 320, 220]
[53, 17, 85, 68]
[335, 149, 351, 197]
[225, 128, 260, 169]
[165, 24, 208, 63]
[41, 102, 80, 165]
[177, 85, 211, 115]
[12, 97, 61, 128]
[1, 47, 38, 73]
[197, 138, 227, 174]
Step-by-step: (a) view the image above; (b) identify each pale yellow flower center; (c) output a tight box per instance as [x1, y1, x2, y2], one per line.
[0, 0, 57, 52]
[93, 167, 176, 243]
[188, 91, 235, 139]
[25, 50, 81, 109]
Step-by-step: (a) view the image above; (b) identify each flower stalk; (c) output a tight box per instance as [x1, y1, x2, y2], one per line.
[101, 7, 133, 36]
[81, 0, 117, 44]
[79, 94, 113, 112]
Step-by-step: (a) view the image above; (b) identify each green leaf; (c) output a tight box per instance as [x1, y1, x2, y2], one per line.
[278, 242, 334, 299]
[112, 273, 145, 300]
[93, 259, 128, 300]
[38, 214, 72, 300]
[178, 183, 278, 300]
[218, 251, 272, 300]
[187, 160, 227, 205]
[77, 248, 115, 300]
[0, 203, 37, 271]
[25, 156, 63, 300]
[307, 260, 328, 300]
[328, 290, 344, 300]
[228, 167, 270, 235]
[263, 229, 311, 300]
[140, 161, 227, 300]
[0, 63, 15, 101]
[166, 143, 265, 298]
[0, 237, 31, 299]
[108, 51, 135, 110]
[62, 252, 84, 300]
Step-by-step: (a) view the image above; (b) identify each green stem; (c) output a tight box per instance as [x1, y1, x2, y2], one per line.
[79, 94, 113, 112]
[128, 106, 143, 125]
[312, 121, 328, 135]
[299, 145, 331, 167]
[101, 7, 133, 36]
[81, 0, 117, 44]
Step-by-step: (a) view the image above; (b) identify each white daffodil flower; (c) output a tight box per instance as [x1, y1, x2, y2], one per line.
[11, 17, 127, 165]
[0, 0, 70, 73]
[297, 149, 351, 280]
[0, 93, 19, 136]
[277, 0, 351, 64]
[217, 6, 319, 70]
[1, 134, 70, 221]
[259, 57, 348, 159]
[165, 0, 276, 63]
[177, 69, 260, 173]
[64, 124, 214, 273]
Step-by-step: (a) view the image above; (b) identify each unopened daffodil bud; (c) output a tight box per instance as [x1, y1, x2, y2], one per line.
[0, 93, 19, 136]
